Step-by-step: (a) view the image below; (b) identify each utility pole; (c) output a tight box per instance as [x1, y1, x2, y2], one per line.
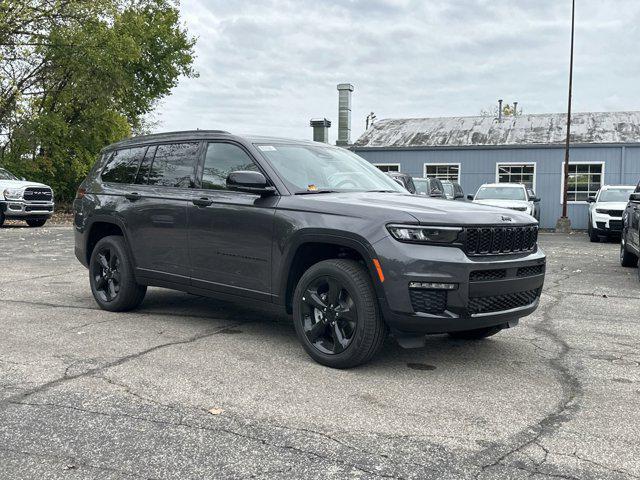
[556, 0, 575, 233]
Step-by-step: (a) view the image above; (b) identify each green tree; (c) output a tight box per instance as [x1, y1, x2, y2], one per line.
[0, 0, 197, 201]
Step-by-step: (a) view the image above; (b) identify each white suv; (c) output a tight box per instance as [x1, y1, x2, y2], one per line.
[0, 167, 54, 227]
[470, 183, 538, 219]
[587, 185, 635, 242]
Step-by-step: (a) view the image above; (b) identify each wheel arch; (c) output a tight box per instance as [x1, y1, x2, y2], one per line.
[84, 215, 133, 267]
[278, 231, 384, 314]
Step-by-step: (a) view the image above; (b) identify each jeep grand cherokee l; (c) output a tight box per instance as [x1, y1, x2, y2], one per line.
[73, 131, 546, 368]
[0, 167, 54, 227]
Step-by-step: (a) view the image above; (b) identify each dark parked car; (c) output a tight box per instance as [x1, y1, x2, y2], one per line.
[386, 172, 416, 193]
[413, 177, 446, 198]
[74, 131, 546, 368]
[441, 180, 465, 201]
[620, 181, 640, 280]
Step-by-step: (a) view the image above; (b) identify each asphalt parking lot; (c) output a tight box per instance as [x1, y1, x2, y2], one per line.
[1, 226, 639, 479]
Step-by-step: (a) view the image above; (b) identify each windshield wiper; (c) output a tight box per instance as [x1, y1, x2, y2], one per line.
[294, 189, 338, 195]
[366, 189, 397, 193]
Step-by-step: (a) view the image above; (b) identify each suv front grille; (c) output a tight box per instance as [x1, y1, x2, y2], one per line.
[609, 220, 623, 231]
[607, 210, 623, 217]
[469, 288, 541, 315]
[464, 225, 537, 256]
[410, 289, 447, 314]
[23, 187, 53, 202]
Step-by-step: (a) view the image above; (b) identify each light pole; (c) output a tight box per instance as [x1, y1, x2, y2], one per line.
[556, 0, 576, 233]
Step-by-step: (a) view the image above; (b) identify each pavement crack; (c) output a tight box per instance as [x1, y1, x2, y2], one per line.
[0, 322, 245, 409]
[472, 271, 584, 477]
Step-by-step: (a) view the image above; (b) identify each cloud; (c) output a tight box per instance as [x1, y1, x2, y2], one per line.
[156, 0, 640, 144]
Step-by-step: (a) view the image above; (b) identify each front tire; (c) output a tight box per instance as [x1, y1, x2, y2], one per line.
[588, 220, 599, 242]
[449, 325, 503, 340]
[293, 259, 386, 368]
[620, 234, 638, 268]
[26, 218, 47, 227]
[89, 235, 146, 312]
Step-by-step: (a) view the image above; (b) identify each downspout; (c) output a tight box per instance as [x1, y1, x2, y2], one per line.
[620, 146, 626, 184]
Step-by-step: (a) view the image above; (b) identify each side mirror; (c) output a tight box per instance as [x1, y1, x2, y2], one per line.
[226, 171, 275, 195]
[467, 194, 474, 201]
[630, 193, 640, 203]
[586, 196, 596, 203]
[454, 192, 464, 199]
[21, 177, 26, 181]
[531, 196, 540, 202]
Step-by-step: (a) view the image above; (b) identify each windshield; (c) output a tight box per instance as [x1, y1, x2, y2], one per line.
[0, 168, 18, 180]
[598, 188, 634, 202]
[255, 144, 405, 193]
[475, 186, 526, 201]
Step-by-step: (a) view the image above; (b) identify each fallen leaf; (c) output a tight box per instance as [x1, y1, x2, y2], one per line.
[208, 407, 224, 415]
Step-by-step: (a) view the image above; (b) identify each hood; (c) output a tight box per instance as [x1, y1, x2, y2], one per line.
[473, 199, 531, 209]
[0, 179, 50, 190]
[593, 201, 628, 210]
[285, 191, 536, 226]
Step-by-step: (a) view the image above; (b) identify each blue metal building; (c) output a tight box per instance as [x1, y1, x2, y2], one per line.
[352, 112, 640, 229]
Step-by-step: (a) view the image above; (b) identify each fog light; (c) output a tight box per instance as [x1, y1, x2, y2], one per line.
[409, 282, 458, 290]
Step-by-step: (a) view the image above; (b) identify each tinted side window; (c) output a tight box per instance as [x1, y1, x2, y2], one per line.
[135, 146, 156, 184]
[101, 147, 146, 184]
[201, 143, 258, 190]
[147, 143, 199, 188]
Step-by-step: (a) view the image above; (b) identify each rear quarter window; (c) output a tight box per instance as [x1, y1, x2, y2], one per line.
[101, 147, 147, 184]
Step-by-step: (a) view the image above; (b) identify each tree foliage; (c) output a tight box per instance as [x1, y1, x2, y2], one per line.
[0, 0, 196, 201]
[480, 103, 523, 118]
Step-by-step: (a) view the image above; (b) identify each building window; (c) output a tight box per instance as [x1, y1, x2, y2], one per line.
[496, 163, 536, 189]
[565, 163, 603, 202]
[424, 164, 460, 182]
[374, 163, 400, 173]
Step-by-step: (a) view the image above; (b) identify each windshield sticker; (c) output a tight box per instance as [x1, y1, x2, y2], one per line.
[258, 145, 277, 151]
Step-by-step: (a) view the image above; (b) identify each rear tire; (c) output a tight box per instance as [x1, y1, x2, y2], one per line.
[0, 211, 4, 227]
[620, 235, 637, 268]
[89, 235, 146, 312]
[293, 259, 386, 368]
[26, 218, 47, 227]
[449, 325, 503, 340]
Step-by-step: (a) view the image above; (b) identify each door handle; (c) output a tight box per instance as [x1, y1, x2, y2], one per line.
[125, 192, 141, 201]
[192, 197, 213, 207]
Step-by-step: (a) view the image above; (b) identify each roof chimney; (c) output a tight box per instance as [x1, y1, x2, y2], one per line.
[498, 99, 503, 122]
[310, 118, 331, 143]
[336, 83, 354, 146]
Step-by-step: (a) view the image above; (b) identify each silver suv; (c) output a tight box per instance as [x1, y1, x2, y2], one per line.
[0, 168, 54, 227]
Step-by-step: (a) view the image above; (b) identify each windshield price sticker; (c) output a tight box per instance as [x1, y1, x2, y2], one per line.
[258, 145, 277, 151]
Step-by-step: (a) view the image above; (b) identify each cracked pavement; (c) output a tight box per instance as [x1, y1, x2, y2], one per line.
[0, 226, 639, 479]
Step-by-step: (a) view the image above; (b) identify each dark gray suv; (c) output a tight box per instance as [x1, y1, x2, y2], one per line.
[73, 131, 546, 368]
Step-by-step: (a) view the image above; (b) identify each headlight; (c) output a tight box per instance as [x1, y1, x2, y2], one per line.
[595, 208, 608, 214]
[3, 188, 23, 200]
[387, 225, 462, 244]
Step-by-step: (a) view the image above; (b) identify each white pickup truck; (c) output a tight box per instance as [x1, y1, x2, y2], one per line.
[0, 167, 54, 227]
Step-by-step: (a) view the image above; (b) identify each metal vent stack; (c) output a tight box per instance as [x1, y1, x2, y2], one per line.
[336, 83, 354, 146]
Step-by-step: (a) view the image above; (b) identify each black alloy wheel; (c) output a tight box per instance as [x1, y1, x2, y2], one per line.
[89, 235, 146, 312]
[300, 276, 358, 355]
[293, 259, 386, 368]
[91, 246, 122, 303]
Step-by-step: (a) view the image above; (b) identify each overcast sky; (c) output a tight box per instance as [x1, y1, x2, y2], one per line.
[156, 0, 640, 144]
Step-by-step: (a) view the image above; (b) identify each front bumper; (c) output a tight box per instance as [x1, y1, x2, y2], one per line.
[592, 213, 623, 234]
[1, 200, 54, 218]
[372, 236, 546, 334]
